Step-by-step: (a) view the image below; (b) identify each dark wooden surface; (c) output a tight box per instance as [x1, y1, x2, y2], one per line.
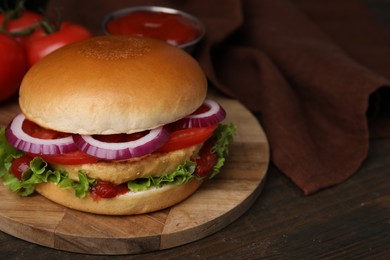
[1, 0, 390, 258]
[1, 137, 390, 258]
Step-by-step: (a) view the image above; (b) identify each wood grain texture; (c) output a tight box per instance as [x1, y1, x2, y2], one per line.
[0, 96, 269, 255]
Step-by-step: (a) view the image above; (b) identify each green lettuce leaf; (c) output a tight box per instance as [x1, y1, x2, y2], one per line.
[209, 123, 236, 179]
[0, 128, 23, 178]
[128, 160, 196, 192]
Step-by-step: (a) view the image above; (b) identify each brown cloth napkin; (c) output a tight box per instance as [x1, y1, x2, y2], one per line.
[46, 0, 390, 194]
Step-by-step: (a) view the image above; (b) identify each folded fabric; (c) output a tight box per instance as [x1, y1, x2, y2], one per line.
[203, 0, 390, 194]
[46, 0, 390, 194]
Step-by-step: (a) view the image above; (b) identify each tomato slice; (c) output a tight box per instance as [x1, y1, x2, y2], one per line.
[36, 150, 99, 165]
[22, 119, 96, 165]
[22, 119, 69, 139]
[20, 117, 217, 164]
[93, 132, 147, 143]
[157, 124, 218, 153]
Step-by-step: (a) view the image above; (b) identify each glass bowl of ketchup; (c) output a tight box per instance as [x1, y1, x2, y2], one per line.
[102, 6, 205, 53]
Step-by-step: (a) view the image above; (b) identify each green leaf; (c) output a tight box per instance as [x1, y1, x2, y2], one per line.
[0, 127, 23, 179]
[73, 171, 95, 198]
[128, 161, 196, 192]
[209, 123, 236, 179]
[127, 177, 151, 192]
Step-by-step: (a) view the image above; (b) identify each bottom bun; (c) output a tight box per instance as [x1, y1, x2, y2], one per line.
[35, 179, 203, 215]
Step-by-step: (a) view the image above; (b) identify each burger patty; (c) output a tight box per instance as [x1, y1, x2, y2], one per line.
[51, 144, 203, 185]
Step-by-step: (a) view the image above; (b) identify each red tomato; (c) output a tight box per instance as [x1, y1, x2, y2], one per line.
[22, 118, 69, 139]
[0, 34, 27, 102]
[37, 151, 99, 165]
[26, 22, 91, 67]
[22, 119, 98, 165]
[93, 132, 147, 143]
[157, 124, 218, 153]
[10, 155, 33, 180]
[0, 10, 42, 45]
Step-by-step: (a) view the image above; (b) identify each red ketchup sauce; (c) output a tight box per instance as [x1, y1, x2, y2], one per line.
[90, 180, 129, 200]
[106, 10, 202, 46]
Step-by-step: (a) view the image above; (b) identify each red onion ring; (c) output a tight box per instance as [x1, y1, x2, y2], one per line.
[5, 113, 78, 155]
[72, 126, 170, 160]
[5, 99, 225, 161]
[178, 99, 226, 128]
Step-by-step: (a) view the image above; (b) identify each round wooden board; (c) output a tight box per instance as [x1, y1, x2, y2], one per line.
[0, 95, 269, 255]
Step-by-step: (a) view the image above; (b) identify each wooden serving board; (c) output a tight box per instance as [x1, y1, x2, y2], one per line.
[0, 96, 269, 255]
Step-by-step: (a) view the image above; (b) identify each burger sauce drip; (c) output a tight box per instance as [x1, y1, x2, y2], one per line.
[90, 180, 128, 200]
[195, 138, 217, 177]
[106, 11, 202, 46]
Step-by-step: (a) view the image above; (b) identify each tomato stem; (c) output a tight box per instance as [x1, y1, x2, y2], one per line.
[1, 0, 26, 25]
[39, 19, 56, 34]
[1, 10, 13, 32]
[11, 23, 39, 36]
[0, 0, 33, 35]
[38, 8, 63, 35]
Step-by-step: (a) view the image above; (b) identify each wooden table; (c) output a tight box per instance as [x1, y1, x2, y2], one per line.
[1, 103, 389, 258]
[1, 140, 390, 259]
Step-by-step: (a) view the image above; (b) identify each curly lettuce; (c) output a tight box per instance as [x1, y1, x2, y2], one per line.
[128, 160, 196, 192]
[209, 123, 236, 179]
